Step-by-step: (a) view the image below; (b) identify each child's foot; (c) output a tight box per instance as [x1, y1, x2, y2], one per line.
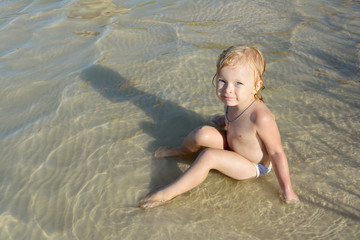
[139, 192, 174, 209]
[154, 146, 181, 158]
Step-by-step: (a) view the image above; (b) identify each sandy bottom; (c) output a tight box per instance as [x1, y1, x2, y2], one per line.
[0, 0, 359, 239]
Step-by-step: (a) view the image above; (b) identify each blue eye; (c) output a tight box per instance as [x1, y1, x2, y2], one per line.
[236, 82, 243, 86]
[218, 79, 225, 83]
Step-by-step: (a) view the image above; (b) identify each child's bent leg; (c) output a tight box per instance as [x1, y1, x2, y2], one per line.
[154, 125, 227, 158]
[140, 148, 257, 209]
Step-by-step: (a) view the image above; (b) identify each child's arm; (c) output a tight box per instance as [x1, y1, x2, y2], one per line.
[256, 111, 299, 203]
[211, 114, 226, 128]
[269, 150, 299, 203]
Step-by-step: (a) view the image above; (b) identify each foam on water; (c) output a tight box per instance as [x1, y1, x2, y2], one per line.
[0, 0, 359, 239]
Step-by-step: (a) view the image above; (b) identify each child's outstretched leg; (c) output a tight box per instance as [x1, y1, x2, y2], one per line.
[140, 148, 257, 209]
[154, 126, 227, 158]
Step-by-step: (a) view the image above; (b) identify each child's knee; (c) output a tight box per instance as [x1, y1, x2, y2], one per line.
[197, 148, 217, 167]
[193, 125, 214, 144]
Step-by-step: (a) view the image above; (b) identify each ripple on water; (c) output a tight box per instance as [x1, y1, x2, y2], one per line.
[0, 0, 359, 239]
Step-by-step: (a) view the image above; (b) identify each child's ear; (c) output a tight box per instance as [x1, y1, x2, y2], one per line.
[255, 80, 263, 92]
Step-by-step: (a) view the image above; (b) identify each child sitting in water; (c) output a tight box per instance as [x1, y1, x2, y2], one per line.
[140, 45, 299, 209]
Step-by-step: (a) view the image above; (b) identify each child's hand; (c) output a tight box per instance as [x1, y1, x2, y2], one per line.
[211, 114, 225, 127]
[279, 190, 300, 204]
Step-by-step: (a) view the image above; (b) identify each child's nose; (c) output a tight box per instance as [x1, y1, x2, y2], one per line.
[224, 84, 233, 93]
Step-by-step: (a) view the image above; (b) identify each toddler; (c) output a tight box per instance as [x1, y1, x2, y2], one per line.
[140, 45, 299, 209]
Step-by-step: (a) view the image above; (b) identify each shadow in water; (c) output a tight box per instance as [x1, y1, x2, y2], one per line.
[302, 188, 360, 222]
[80, 64, 207, 189]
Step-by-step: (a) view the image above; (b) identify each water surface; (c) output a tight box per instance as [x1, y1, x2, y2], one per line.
[0, 0, 359, 239]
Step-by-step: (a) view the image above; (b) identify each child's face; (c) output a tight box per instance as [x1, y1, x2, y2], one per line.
[216, 63, 261, 107]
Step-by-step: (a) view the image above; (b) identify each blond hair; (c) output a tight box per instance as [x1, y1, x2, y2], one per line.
[212, 45, 266, 101]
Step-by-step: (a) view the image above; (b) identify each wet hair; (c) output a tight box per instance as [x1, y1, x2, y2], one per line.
[212, 45, 266, 102]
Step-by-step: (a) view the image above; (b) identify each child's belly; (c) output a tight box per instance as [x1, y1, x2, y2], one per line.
[227, 134, 268, 164]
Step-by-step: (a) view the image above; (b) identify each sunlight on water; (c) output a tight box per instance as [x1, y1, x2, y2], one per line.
[0, 0, 359, 239]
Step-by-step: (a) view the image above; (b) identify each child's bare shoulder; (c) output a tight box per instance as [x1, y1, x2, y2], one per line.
[251, 102, 275, 126]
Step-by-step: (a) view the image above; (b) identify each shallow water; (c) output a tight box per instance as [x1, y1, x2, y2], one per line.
[0, 0, 359, 239]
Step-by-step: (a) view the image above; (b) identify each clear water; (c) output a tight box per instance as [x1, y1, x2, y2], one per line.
[0, 0, 359, 239]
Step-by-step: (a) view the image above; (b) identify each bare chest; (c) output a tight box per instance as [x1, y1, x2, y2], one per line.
[226, 119, 256, 142]
[226, 120, 265, 162]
